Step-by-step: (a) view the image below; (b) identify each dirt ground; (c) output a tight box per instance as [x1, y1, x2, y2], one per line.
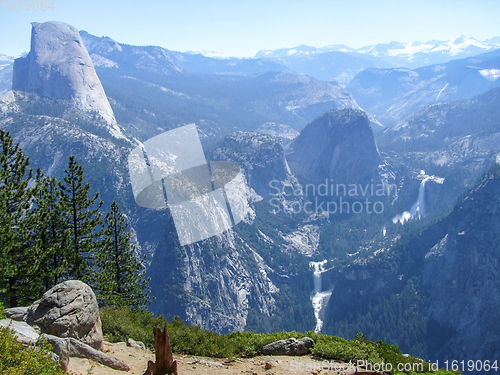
[67, 341, 350, 375]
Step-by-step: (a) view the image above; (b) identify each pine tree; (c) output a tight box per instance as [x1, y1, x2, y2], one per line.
[58, 156, 103, 281]
[0, 130, 40, 307]
[95, 201, 151, 311]
[32, 172, 71, 290]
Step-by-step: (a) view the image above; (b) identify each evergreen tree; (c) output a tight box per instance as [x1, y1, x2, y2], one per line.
[33, 172, 71, 290]
[58, 156, 103, 281]
[0, 130, 40, 307]
[95, 201, 151, 311]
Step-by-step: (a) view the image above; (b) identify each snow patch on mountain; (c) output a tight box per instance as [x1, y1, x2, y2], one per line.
[479, 69, 500, 82]
[257, 35, 500, 70]
[185, 49, 230, 59]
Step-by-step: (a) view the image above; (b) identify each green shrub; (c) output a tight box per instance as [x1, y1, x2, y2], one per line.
[168, 318, 233, 358]
[0, 327, 64, 375]
[0, 302, 5, 319]
[100, 306, 165, 347]
[311, 334, 380, 364]
[100, 307, 453, 373]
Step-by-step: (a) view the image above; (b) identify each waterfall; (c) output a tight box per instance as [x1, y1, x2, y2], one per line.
[310, 260, 332, 333]
[409, 177, 429, 219]
[392, 172, 440, 224]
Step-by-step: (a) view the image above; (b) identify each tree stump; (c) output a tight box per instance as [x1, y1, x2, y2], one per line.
[143, 322, 178, 375]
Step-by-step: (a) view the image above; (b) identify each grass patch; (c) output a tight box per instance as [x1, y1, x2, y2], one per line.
[101, 307, 458, 374]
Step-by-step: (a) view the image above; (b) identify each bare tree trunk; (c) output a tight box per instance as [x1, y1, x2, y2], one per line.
[143, 322, 178, 375]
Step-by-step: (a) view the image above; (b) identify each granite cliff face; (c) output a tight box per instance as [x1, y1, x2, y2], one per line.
[12, 21, 122, 138]
[422, 165, 500, 363]
[286, 109, 381, 187]
[210, 131, 294, 197]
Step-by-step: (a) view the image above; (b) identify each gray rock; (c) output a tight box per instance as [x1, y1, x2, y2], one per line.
[26, 280, 103, 350]
[12, 21, 123, 138]
[3, 306, 29, 321]
[0, 319, 40, 344]
[127, 337, 146, 350]
[44, 334, 71, 371]
[44, 334, 130, 372]
[262, 337, 314, 356]
[190, 359, 223, 368]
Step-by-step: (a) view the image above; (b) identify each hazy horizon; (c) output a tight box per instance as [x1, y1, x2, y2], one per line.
[1, 0, 500, 58]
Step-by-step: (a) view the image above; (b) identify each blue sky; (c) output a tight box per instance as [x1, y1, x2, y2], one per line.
[1, 0, 500, 57]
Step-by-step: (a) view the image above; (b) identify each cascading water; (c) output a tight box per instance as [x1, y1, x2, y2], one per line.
[392, 171, 444, 224]
[409, 177, 429, 219]
[310, 260, 332, 333]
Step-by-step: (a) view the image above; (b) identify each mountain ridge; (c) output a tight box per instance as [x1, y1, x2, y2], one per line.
[256, 34, 500, 69]
[348, 48, 500, 125]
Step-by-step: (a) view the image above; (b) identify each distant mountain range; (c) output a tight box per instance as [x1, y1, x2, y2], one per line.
[348, 48, 500, 125]
[3, 34, 499, 93]
[253, 36, 500, 85]
[77, 31, 359, 142]
[256, 35, 500, 69]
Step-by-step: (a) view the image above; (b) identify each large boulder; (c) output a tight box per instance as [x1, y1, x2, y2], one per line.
[26, 280, 103, 350]
[262, 337, 315, 356]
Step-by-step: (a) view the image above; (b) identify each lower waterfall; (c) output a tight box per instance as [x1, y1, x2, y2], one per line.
[310, 260, 332, 333]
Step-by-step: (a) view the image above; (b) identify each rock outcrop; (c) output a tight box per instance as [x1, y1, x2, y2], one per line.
[286, 109, 381, 188]
[45, 334, 130, 372]
[2, 280, 130, 371]
[261, 337, 315, 355]
[25, 280, 104, 350]
[12, 21, 123, 138]
[210, 131, 295, 197]
[0, 319, 40, 344]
